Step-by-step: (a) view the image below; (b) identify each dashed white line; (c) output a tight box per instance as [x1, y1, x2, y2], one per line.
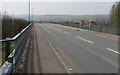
[106, 48, 120, 54]
[75, 36, 94, 44]
[64, 32, 71, 35]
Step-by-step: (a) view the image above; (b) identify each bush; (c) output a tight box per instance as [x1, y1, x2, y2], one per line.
[2, 15, 29, 39]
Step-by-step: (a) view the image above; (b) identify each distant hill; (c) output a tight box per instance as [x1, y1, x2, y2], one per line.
[15, 14, 109, 24]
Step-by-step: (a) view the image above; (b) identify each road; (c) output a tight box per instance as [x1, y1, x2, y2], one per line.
[37, 23, 118, 73]
[0, 20, 2, 66]
[24, 24, 67, 73]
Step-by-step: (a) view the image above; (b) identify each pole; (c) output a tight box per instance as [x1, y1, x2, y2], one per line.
[29, 0, 30, 24]
[32, 8, 34, 22]
[5, 39, 11, 61]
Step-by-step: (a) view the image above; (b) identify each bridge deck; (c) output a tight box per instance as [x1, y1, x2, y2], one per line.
[24, 23, 67, 73]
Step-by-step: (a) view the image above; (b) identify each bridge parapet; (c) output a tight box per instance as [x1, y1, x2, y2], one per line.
[0, 23, 33, 75]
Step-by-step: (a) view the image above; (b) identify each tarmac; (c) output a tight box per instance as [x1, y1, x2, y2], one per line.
[23, 23, 67, 73]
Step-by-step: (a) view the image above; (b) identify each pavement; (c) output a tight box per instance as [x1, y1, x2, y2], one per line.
[24, 23, 118, 73]
[24, 23, 67, 73]
[38, 23, 118, 73]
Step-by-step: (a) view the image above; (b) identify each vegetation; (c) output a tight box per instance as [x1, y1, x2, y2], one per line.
[109, 1, 120, 27]
[1, 13, 29, 64]
[2, 12, 29, 39]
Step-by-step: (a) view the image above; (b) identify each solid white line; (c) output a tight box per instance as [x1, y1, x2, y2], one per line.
[75, 36, 94, 44]
[107, 48, 120, 54]
[44, 36, 71, 73]
[64, 32, 71, 35]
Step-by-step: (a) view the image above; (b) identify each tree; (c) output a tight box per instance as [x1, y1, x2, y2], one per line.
[2, 13, 29, 39]
[109, 2, 119, 27]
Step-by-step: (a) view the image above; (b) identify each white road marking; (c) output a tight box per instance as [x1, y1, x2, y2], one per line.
[63, 35, 118, 68]
[75, 36, 94, 44]
[64, 32, 71, 35]
[44, 35, 71, 73]
[54, 24, 117, 40]
[69, 68, 72, 71]
[106, 48, 120, 54]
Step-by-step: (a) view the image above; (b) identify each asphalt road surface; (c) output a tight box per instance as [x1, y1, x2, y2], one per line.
[24, 24, 67, 73]
[37, 23, 118, 73]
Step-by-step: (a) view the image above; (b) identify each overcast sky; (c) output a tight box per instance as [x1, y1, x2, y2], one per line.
[0, 0, 119, 15]
[0, 0, 119, 2]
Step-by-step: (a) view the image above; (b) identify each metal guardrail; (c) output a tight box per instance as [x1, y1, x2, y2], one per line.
[0, 23, 33, 75]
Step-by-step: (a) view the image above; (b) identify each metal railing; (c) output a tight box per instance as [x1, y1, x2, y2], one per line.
[0, 23, 33, 75]
[58, 22, 119, 35]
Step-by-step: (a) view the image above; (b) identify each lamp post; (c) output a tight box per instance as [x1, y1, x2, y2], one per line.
[28, 0, 30, 24]
[32, 8, 34, 22]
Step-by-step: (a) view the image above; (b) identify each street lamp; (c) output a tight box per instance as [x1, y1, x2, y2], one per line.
[32, 8, 34, 22]
[28, 0, 31, 24]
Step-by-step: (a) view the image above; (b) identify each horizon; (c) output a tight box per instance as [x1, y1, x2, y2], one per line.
[14, 14, 109, 16]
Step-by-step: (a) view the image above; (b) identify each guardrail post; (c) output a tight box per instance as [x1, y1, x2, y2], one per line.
[5, 38, 11, 61]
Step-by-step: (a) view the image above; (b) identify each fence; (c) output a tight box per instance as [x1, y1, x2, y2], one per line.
[0, 23, 33, 75]
[58, 22, 119, 35]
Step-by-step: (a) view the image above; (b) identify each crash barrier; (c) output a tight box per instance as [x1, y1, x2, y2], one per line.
[0, 23, 33, 75]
